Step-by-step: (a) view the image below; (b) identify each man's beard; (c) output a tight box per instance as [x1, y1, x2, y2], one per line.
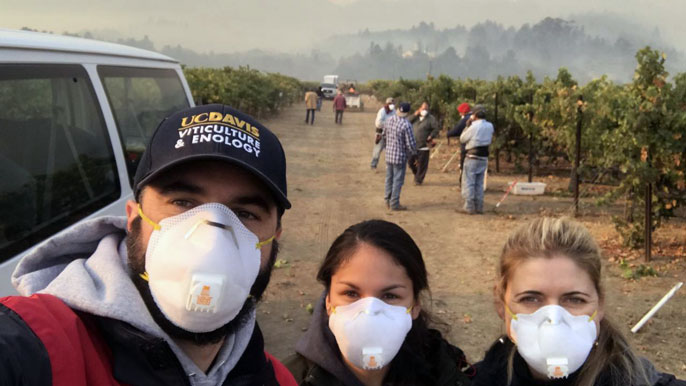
[126, 217, 278, 345]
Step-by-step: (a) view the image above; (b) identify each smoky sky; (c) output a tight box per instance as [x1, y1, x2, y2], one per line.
[1, 0, 684, 54]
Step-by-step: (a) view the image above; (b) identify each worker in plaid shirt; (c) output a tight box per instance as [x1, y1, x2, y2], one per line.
[383, 102, 417, 211]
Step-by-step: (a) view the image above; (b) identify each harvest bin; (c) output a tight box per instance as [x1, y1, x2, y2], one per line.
[510, 182, 546, 195]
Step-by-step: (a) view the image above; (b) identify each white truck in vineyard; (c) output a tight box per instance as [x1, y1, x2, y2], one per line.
[323, 74, 338, 85]
[320, 74, 339, 99]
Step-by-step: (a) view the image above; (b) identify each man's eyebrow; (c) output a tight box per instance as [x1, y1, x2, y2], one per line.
[154, 181, 275, 212]
[232, 194, 274, 212]
[157, 181, 205, 196]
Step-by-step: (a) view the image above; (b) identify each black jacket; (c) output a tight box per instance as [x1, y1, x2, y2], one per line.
[446, 113, 472, 138]
[0, 297, 281, 386]
[473, 337, 685, 386]
[409, 113, 441, 148]
[284, 294, 473, 386]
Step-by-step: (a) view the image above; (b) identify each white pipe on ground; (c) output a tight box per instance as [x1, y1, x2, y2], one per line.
[631, 282, 683, 333]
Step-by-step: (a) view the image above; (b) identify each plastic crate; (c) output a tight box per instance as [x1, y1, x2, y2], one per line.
[511, 182, 546, 195]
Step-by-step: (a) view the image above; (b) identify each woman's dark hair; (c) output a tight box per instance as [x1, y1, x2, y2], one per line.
[317, 219, 459, 385]
[317, 219, 427, 297]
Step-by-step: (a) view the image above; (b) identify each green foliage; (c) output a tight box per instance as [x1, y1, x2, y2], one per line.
[0, 78, 51, 118]
[183, 66, 303, 118]
[361, 47, 685, 248]
[416, 75, 457, 124]
[600, 47, 686, 247]
[301, 81, 320, 92]
[618, 258, 658, 280]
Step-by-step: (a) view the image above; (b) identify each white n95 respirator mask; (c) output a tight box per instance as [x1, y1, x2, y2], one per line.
[138, 203, 274, 333]
[328, 297, 413, 370]
[508, 304, 598, 379]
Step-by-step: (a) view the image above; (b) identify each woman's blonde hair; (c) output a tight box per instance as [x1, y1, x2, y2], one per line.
[496, 217, 649, 386]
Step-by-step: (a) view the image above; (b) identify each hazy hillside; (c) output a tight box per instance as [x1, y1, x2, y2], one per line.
[317, 17, 683, 82]
[28, 14, 684, 83]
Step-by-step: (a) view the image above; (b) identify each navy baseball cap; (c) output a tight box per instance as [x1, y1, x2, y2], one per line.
[133, 104, 291, 209]
[397, 102, 411, 117]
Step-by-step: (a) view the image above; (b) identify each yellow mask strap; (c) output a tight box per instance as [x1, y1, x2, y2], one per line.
[505, 303, 518, 321]
[139, 271, 150, 282]
[589, 310, 598, 322]
[256, 235, 275, 249]
[137, 204, 161, 231]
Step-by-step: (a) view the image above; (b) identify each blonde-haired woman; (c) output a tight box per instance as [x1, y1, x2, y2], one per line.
[473, 217, 684, 386]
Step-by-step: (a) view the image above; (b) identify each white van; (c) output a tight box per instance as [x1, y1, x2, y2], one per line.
[0, 29, 195, 296]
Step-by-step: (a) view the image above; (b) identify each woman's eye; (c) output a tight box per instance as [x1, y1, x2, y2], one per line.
[382, 293, 399, 300]
[518, 296, 540, 304]
[564, 297, 587, 305]
[342, 290, 358, 299]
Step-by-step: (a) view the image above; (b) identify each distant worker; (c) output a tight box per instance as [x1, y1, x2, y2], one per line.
[316, 86, 323, 111]
[460, 106, 493, 214]
[408, 102, 441, 185]
[333, 90, 347, 125]
[383, 102, 416, 211]
[446, 102, 472, 184]
[304, 88, 318, 125]
[370, 97, 395, 171]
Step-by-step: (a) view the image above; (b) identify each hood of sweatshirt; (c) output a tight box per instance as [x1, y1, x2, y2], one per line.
[11, 215, 255, 385]
[295, 292, 364, 386]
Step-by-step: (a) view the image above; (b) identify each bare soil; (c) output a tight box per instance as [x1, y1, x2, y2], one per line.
[256, 98, 686, 378]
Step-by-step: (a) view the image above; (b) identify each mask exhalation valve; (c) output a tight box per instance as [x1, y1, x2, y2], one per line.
[186, 273, 224, 313]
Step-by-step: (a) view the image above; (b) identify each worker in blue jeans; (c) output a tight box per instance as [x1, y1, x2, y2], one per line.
[459, 108, 493, 214]
[383, 102, 416, 211]
[371, 97, 395, 170]
[462, 157, 488, 213]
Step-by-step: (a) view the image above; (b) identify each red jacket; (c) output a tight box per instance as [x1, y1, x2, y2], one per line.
[0, 294, 297, 386]
[333, 94, 346, 111]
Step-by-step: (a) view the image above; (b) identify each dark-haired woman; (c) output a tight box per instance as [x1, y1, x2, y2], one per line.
[473, 217, 685, 386]
[284, 219, 473, 386]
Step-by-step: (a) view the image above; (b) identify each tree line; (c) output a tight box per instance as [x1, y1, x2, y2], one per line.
[183, 66, 303, 119]
[26, 16, 684, 83]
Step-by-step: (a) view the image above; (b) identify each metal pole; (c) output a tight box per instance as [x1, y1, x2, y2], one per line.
[645, 182, 652, 262]
[574, 96, 583, 217]
[495, 92, 500, 173]
[528, 112, 534, 183]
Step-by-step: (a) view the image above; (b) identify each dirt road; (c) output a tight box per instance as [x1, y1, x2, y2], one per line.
[257, 99, 686, 377]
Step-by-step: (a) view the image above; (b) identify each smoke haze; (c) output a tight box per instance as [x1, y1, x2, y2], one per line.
[3, 0, 684, 82]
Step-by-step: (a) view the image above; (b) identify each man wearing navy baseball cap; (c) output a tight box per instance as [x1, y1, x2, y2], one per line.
[382, 102, 417, 210]
[1, 104, 297, 385]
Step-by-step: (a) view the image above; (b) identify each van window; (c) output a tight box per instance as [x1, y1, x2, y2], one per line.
[0, 64, 120, 260]
[98, 66, 190, 184]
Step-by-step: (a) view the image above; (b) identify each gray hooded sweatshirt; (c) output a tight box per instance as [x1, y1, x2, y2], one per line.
[11, 216, 256, 386]
[291, 293, 364, 386]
